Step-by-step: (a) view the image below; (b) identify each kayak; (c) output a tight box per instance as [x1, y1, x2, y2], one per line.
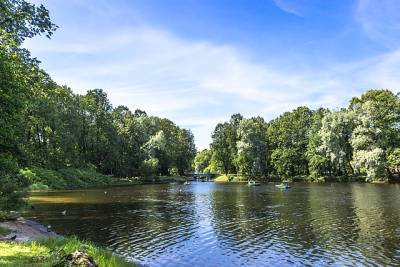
[275, 184, 290, 189]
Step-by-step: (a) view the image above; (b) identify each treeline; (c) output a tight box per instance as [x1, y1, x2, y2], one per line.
[0, 0, 195, 210]
[194, 90, 400, 182]
[20, 86, 196, 177]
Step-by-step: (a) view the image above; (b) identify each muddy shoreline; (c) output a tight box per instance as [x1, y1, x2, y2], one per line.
[0, 217, 58, 242]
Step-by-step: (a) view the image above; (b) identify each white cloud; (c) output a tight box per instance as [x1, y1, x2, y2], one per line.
[272, 0, 308, 16]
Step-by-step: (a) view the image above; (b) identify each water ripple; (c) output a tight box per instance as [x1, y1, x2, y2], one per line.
[25, 183, 400, 266]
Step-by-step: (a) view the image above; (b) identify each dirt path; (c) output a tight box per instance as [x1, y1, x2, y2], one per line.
[0, 217, 58, 242]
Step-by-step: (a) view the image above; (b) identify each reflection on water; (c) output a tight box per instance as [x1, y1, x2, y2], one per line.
[26, 183, 400, 266]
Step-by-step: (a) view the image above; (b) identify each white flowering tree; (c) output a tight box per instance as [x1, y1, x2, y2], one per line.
[350, 102, 386, 181]
[318, 109, 353, 176]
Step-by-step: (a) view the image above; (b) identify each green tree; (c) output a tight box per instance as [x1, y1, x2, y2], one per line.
[350, 90, 400, 180]
[193, 149, 212, 173]
[211, 123, 233, 174]
[318, 109, 353, 176]
[0, 0, 56, 210]
[387, 148, 400, 176]
[236, 117, 268, 178]
[175, 129, 196, 175]
[306, 108, 330, 181]
[268, 107, 313, 178]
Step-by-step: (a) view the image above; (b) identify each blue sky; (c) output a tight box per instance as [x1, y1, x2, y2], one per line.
[26, 0, 400, 149]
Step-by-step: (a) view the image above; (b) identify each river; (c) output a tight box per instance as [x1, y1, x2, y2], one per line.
[26, 182, 400, 266]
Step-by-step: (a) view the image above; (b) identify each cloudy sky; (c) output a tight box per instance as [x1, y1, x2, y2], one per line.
[25, 0, 400, 149]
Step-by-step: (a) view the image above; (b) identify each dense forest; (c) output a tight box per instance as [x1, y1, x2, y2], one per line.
[194, 90, 400, 182]
[0, 0, 196, 210]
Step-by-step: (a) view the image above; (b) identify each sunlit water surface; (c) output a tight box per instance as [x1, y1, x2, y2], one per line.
[26, 182, 400, 266]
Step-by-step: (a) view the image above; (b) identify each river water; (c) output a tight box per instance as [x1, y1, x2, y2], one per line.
[26, 182, 400, 266]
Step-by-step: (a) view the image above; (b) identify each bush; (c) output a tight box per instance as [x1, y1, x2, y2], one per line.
[139, 159, 159, 177]
[58, 168, 112, 188]
[19, 167, 113, 190]
[20, 167, 67, 189]
[29, 183, 49, 191]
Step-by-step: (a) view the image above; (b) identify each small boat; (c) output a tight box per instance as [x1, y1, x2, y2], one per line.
[275, 183, 290, 189]
[247, 180, 261, 186]
[184, 181, 190, 185]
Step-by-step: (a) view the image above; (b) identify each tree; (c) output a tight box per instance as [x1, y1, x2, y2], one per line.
[143, 130, 170, 175]
[351, 103, 386, 181]
[0, 0, 57, 45]
[193, 149, 212, 173]
[210, 114, 243, 175]
[236, 117, 268, 178]
[350, 90, 400, 180]
[306, 108, 330, 181]
[175, 129, 196, 175]
[228, 113, 243, 173]
[211, 123, 233, 174]
[318, 109, 353, 176]
[0, 0, 56, 210]
[268, 107, 313, 178]
[388, 148, 400, 175]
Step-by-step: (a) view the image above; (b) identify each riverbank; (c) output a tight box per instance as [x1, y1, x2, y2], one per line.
[0, 217, 136, 266]
[214, 175, 248, 183]
[213, 174, 395, 183]
[21, 166, 191, 191]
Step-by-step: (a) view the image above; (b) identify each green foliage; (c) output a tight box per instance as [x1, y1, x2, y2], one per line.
[139, 158, 159, 177]
[208, 90, 399, 183]
[0, 154, 29, 210]
[19, 167, 112, 190]
[210, 114, 243, 174]
[318, 109, 353, 176]
[388, 148, 400, 175]
[350, 90, 400, 181]
[193, 149, 212, 173]
[0, 0, 57, 45]
[268, 107, 313, 178]
[236, 117, 268, 178]
[29, 182, 49, 191]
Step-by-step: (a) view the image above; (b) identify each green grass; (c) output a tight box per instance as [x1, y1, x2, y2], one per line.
[20, 167, 113, 190]
[0, 236, 136, 267]
[214, 174, 248, 182]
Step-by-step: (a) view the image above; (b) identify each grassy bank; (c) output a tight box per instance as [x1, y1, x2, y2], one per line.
[214, 174, 248, 182]
[213, 174, 369, 183]
[0, 236, 135, 266]
[21, 167, 114, 190]
[21, 167, 191, 191]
